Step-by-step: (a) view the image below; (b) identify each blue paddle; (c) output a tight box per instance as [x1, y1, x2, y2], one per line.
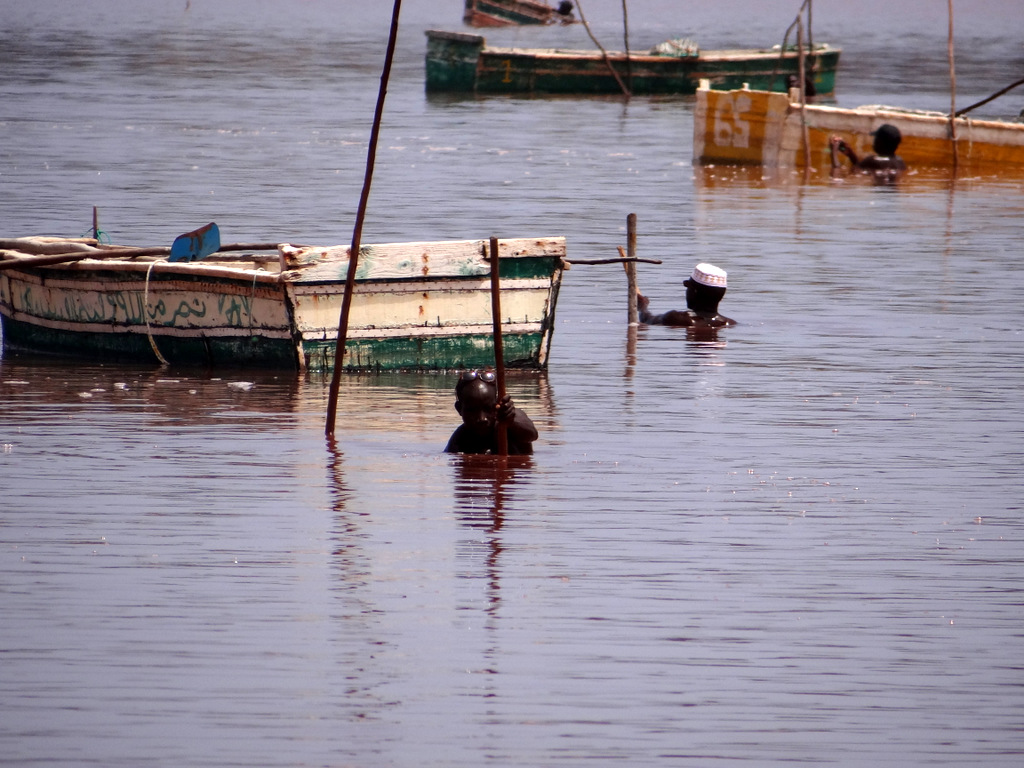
[169, 222, 220, 262]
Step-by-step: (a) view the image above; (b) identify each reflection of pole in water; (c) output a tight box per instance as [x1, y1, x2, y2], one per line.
[453, 455, 529, 685]
[939, 178, 957, 312]
[624, 324, 638, 384]
[326, 436, 351, 514]
[325, 437, 367, 581]
[453, 455, 532, 618]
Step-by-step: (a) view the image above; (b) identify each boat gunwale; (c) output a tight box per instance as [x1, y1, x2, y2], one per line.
[1, 235, 567, 285]
[801, 101, 1024, 134]
[0, 254, 285, 284]
[424, 29, 839, 62]
[473, 44, 840, 64]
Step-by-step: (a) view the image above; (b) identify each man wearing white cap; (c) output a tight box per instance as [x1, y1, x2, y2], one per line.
[637, 262, 736, 328]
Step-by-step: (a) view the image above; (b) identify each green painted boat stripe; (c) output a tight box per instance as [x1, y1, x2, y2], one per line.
[1, 315, 550, 372]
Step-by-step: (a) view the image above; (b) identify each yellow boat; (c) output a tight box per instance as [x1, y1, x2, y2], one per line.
[694, 80, 1024, 174]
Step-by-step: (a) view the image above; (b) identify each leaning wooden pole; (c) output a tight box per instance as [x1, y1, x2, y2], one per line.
[574, 0, 631, 97]
[326, 0, 403, 439]
[956, 77, 1024, 117]
[489, 236, 508, 456]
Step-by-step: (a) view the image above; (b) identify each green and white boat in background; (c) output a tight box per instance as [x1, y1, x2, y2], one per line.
[426, 29, 840, 96]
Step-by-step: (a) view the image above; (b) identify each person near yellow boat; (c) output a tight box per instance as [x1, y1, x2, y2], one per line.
[830, 124, 907, 180]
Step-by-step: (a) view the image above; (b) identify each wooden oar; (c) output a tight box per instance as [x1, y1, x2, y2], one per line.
[489, 236, 508, 456]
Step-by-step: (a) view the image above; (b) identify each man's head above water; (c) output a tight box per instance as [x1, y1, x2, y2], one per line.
[454, 371, 499, 436]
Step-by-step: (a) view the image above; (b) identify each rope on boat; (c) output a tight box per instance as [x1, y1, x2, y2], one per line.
[84, 206, 111, 244]
[82, 227, 110, 244]
[249, 269, 265, 337]
[143, 261, 169, 366]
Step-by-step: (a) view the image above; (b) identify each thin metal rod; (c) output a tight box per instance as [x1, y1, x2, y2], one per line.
[326, 0, 402, 438]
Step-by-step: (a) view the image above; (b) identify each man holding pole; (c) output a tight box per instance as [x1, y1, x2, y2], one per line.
[445, 237, 538, 456]
[444, 371, 538, 455]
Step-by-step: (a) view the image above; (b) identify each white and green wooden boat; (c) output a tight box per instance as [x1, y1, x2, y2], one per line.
[0, 234, 565, 371]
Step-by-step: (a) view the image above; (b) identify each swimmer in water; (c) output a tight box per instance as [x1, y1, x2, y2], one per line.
[830, 123, 907, 181]
[637, 262, 736, 329]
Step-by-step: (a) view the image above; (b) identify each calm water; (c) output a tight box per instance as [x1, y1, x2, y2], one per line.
[3, 1, 1024, 766]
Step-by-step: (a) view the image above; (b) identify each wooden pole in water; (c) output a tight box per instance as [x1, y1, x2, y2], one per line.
[947, 0, 960, 171]
[621, 0, 632, 92]
[326, 0, 403, 439]
[806, 0, 814, 61]
[797, 18, 811, 172]
[489, 236, 508, 456]
[625, 213, 638, 326]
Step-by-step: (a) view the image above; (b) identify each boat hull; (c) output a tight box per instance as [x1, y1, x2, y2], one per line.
[0, 237, 565, 371]
[694, 84, 1024, 172]
[426, 30, 840, 96]
[0, 313, 298, 368]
